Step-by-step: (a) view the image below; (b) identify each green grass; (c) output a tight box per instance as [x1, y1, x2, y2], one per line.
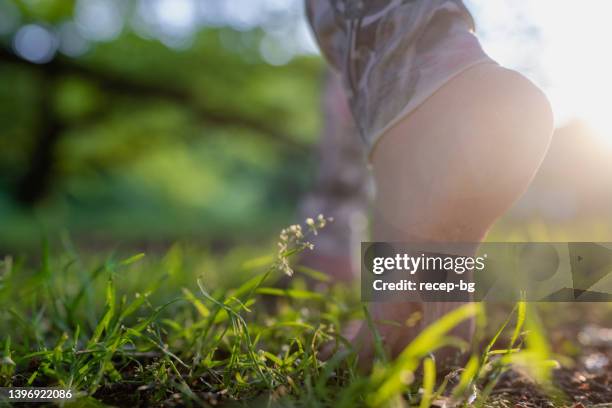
[0, 221, 565, 407]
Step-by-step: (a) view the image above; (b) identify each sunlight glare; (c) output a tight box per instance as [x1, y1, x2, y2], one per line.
[469, 0, 612, 141]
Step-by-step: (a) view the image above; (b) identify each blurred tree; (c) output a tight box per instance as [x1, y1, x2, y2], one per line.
[1, 45, 311, 204]
[0, 0, 324, 247]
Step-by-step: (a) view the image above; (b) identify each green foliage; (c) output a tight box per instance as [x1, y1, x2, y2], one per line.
[0, 7, 324, 249]
[0, 226, 567, 407]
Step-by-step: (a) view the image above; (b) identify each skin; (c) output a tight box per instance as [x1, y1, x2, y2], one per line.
[344, 63, 554, 368]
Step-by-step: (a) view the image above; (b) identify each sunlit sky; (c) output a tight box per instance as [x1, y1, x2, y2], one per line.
[3, 0, 612, 136]
[467, 0, 612, 137]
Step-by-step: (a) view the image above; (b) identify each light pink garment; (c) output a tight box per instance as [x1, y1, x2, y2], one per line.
[305, 0, 497, 156]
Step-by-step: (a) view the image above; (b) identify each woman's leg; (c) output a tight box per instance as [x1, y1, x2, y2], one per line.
[354, 63, 554, 365]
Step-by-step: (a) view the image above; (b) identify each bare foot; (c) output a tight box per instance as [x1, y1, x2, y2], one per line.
[331, 63, 553, 370]
[324, 301, 473, 371]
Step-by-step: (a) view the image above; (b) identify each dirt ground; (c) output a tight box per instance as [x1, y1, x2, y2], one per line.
[491, 318, 611, 407]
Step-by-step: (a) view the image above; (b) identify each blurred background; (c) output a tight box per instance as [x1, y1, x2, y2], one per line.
[1, 0, 612, 254]
[0, 0, 324, 251]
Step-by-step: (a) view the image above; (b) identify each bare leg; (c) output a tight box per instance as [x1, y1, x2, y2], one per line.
[353, 63, 554, 366]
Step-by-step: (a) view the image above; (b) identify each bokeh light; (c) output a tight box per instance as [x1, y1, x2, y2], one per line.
[13, 24, 58, 63]
[75, 0, 124, 42]
[58, 21, 90, 57]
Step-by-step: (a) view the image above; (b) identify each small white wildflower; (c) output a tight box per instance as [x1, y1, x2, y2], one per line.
[275, 214, 332, 276]
[317, 214, 327, 228]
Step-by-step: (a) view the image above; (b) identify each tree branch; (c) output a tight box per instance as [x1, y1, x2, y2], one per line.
[1, 47, 308, 151]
